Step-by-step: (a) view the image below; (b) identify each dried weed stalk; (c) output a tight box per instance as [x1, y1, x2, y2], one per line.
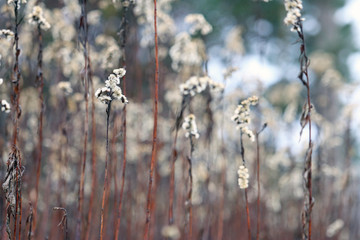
[115, 1, 131, 239]
[3, 147, 24, 240]
[283, 1, 314, 238]
[77, 0, 90, 238]
[30, 5, 47, 236]
[255, 124, 267, 240]
[168, 95, 189, 225]
[144, 0, 159, 239]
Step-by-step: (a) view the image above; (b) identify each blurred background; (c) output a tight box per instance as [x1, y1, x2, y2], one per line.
[0, 0, 359, 239]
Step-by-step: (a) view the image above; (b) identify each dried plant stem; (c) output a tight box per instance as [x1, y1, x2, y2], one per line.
[244, 189, 251, 240]
[256, 134, 260, 240]
[100, 102, 112, 240]
[33, 22, 44, 238]
[53, 207, 68, 240]
[240, 133, 251, 240]
[85, 54, 97, 240]
[169, 97, 188, 225]
[255, 124, 266, 240]
[26, 204, 33, 240]
[168, 129, 179, 226]
[10, 2, 22, 239]
[77, 0, 90, 238]
[115, 3, 129, 238]
[186, 136, 195, 240]
[297, 21, 313, 240]
[144, 0, 159, 239]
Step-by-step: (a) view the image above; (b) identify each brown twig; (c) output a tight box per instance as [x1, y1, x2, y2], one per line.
[296, 20, 314, 240]
[255, 124, 266, 240]
[240, 132, 251, 240]
[115, 2, 130, 238]
[77, 0, 90, 238]
[100, 101, 112, 240]
[144, 0, 159, 238]
[85, 48, 97, 240]
[169, 96, 188, 225]
[26, 203, 33, 240]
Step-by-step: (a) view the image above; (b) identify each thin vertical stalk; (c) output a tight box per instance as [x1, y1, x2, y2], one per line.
[255, 124, 266, 240]
[144, 0, 159, 239]
[169, 96, 188, 225]
[11, 1, 22, 239]
[33, 22, 44, 239]
[256, 135, 260, 240]
[77, 0, 89, 238]
[296, 21, 313, 240]
[114, 2, 129, 238]
[27, 204, 33, 240]
[244, 189, 251, 240]
[240, 133, 251, 240]
[186, 136, 194, 240]
[168, 129, 179, 226]
[85, 51, 97, 240]
[100, 102, 112, 240]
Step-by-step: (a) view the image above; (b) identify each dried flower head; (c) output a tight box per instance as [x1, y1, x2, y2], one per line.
[0, 29, 15, 40]
[238, 165, 249, 189]
[223, 66, 239, 80]
[326, 219, 344, 238]
[284, 0, 304, 32]
[231, 96, 258, 141]
[180, 76, 224, 96]
[185, 13, 213, 36]
[28, 6, 51, 30]
[182, 114, 199, 139]
[169, 32, 206, 71]
[1, 100, 11, 113]
[225, 26, 244, 55]
[161, 225, 180, 239]
[0, 78, 3, 85]
[57, 81, 73, 95]
[95, 68, 128, 104]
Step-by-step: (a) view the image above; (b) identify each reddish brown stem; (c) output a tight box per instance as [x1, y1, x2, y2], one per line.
[144, 0, 159, 239]
[115, 4, 129, 237]
[239, 133, 251, 240]
[100, 102, 112, 240]
[77, 1, 90, 238]
[114, 87, 127, 240]
[18, 191, 22, 240]
[244, 189, 251, 240]
[85, 55, 97, 240]
[27, 204, 33, 240]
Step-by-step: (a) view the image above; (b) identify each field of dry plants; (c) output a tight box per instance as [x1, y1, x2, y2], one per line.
[0, 0, 359, 239]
